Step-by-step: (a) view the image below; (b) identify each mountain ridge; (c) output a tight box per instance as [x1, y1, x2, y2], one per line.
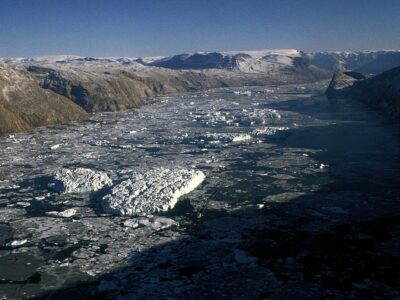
[1, 48, 399, 134]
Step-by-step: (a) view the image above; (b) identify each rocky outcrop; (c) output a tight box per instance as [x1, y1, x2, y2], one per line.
[351, 66, 400, 119]
[325, 71, 366, 97]
[0, 62, 87, 134]
[326, 67, 400, 119]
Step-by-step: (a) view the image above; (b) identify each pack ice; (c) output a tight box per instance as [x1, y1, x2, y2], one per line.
[102, 168, 205, 216]
[48, 168, 112, 193]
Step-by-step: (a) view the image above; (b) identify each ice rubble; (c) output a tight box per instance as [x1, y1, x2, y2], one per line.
[205, 133, 252, 143]
[102, 168, 205, 216]
[48, 168, 112, 193]
[196, 108, 281, 127]
[252, 126, 289, 136]
[46, 208, 77, 218]
[138, 216, 178, 230]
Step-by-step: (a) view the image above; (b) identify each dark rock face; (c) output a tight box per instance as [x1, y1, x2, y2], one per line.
[351, 66, 400, 119]
[325, 71, 366, 97]
[0, 63, 87, 134]
[146, 52, 238, 70]
[326, 66, 400, 120]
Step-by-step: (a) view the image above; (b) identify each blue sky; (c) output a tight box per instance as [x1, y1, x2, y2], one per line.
[1, 0, 399, 57]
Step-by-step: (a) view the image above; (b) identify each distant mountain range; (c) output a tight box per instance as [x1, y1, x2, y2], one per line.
[308, 50, 400, 74]
[135, 49, 400, 75]
[5, 49, 400, 75]
[1, 49, 400, 134]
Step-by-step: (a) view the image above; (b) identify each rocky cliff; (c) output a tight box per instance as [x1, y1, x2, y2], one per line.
[326, 66, 400, 119]
[325, 71, 366, 97]
[0, 63, 87, 134]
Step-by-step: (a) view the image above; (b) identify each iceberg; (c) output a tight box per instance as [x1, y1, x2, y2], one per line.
[102, 168, 205, 216]
[48, 168, 112, 193]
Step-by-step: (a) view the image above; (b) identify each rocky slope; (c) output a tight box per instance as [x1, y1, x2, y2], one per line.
[0, 62, 87, 134]
[326, 66, 400, 119]
[325, 71, 366, 97]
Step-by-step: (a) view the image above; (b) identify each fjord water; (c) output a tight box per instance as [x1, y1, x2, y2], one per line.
[0, 82, 399, 298]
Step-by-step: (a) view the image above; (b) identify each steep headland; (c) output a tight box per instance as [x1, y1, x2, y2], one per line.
[0, 62, 87, 134]
[326, 66, 400, 119]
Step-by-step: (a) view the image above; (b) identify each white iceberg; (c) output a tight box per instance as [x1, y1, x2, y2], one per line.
[10, 239, 28, 247]
[205, 133, 252, 143]
[48, 168, 112, 193]
[102, 168, 205, 216]
[251, 126, 289, 136]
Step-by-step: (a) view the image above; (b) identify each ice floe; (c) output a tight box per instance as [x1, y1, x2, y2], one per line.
[46, 208, 77, 218]
[205, 133, 252, 143]
[252, 126, 289, 136]
[48, 168, 112, 193]
[138, 216, 178, 230]
[102, 168, 205, 216]
[10, 239, 28, 247]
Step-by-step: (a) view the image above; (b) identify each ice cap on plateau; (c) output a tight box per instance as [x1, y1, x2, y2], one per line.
[101, 167, 206, 216]
[48, 167, 112, 193]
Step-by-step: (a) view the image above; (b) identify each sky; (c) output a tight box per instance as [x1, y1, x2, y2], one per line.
[0, 0, 400, 58]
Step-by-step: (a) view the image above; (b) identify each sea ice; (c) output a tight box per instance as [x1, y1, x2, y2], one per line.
[48, 168, 112, 193]
[206, 133, 252, 143]
[102, 168, 205, 216]
[10, 239, 28, 247]
[50, 144, 61, 150]
[252, 126, 289, 136]
[46, 208, 77, 218]
[138, 217, 178, 230]
[234, 249, 258, 264]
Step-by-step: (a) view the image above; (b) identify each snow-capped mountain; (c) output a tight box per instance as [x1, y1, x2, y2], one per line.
[308, 50, 400, 74]
[3, 49, 400, 75]
[134, 49, 400, 75]
[136, 49, 311, 75]
[1, 55, 143, 70]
